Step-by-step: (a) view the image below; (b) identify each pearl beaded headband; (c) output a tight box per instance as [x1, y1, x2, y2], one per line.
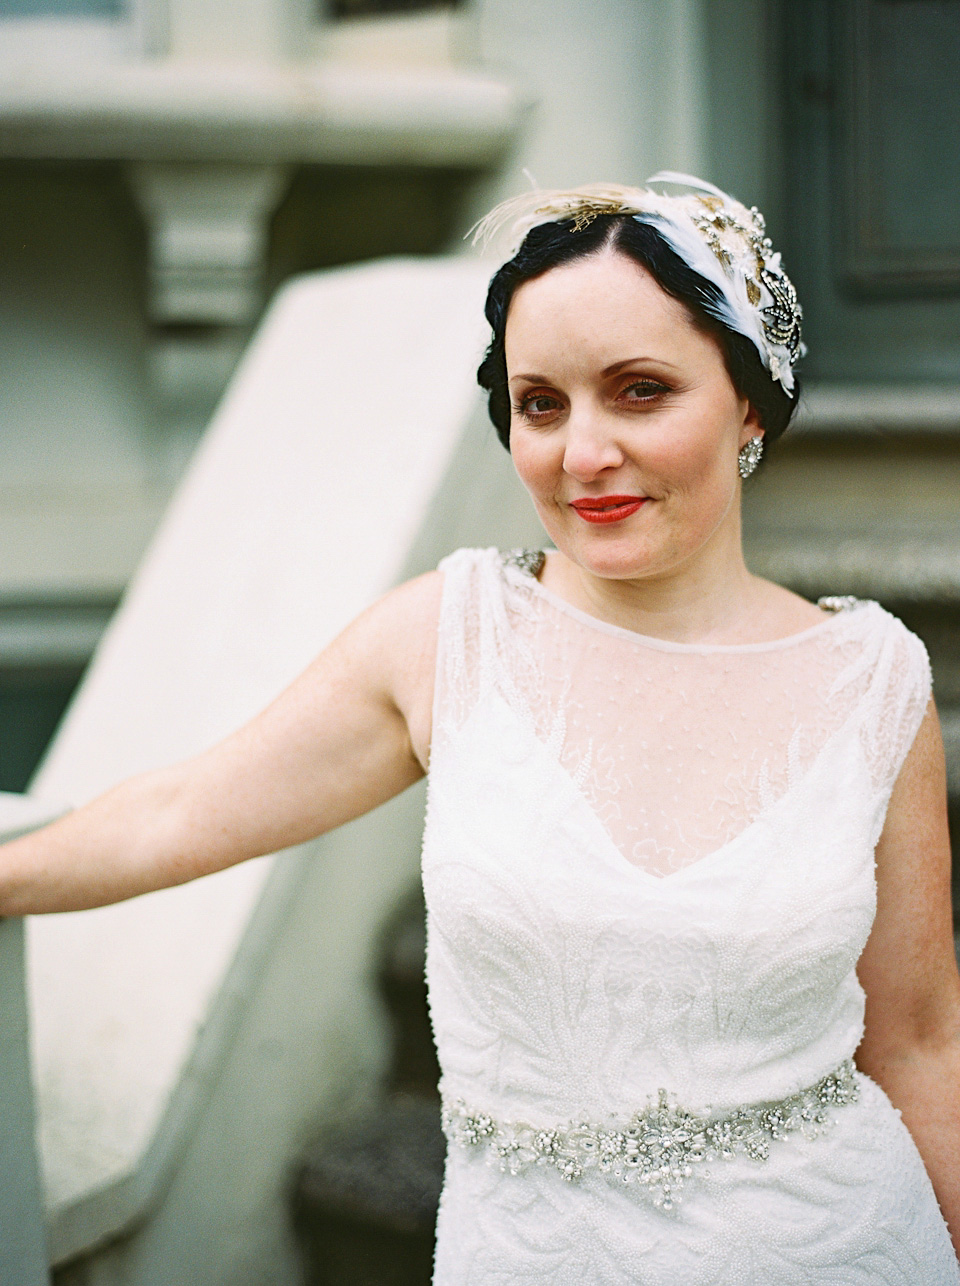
[472, 172, 805, 395]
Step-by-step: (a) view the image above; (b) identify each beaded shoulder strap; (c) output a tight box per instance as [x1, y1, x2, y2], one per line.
[817, 595, 866, 613]
[501, 549, 546, 579]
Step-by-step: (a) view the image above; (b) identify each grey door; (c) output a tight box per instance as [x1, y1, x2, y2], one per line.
[781, 0, 960, 382]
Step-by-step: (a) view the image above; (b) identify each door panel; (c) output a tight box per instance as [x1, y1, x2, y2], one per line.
[782, 0, 960, 380]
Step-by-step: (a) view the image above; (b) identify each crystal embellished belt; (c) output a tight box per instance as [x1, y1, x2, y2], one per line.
[441, 1060, 860, 1209]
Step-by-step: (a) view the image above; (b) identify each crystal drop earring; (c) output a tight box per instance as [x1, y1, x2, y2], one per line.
[738, 435, 764, 479]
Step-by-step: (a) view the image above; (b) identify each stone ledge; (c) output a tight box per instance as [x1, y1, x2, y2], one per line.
[0, 493, 167, 602]
[794, 383, 960, 437]
[941, 709, 960, 800]
[0, 600, 116, 668]
[0, 61, 520, 167]
[747, 536, 960, 604]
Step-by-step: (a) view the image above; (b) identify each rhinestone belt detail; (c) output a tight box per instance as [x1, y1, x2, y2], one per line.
[442, 1060, 860, 1209]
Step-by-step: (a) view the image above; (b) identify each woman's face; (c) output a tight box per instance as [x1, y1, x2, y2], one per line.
[505, 248, 762, 583]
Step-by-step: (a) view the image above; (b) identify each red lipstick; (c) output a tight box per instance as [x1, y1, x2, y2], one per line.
[569, 495, 647, 525]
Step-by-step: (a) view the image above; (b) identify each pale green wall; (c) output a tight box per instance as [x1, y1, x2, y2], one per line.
[460, 0, 711, 231]
[0, 163, 161, 599]
[0, 162, 471, 603]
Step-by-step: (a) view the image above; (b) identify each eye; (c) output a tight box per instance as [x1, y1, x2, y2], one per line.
[514, 392, 563, 423]
[618, 379, 669, 404]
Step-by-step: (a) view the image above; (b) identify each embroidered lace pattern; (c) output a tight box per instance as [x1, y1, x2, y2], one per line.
[422, 547, 956, 1285]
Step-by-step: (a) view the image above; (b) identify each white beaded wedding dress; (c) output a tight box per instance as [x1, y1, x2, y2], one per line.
[422, 547, 959, 1285]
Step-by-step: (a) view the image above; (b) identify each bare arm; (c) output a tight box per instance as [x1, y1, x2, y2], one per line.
[856, 699, 960, 1256]
[0, 571, 441, 916]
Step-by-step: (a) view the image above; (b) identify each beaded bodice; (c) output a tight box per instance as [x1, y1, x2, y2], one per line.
[421, 547, 931, 1125]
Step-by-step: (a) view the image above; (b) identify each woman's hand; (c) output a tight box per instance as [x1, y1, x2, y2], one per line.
[856, 698, 960, 1257]
[0, 571, 441, 916]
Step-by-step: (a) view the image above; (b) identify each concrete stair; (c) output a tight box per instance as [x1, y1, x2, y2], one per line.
[293, 892, 444, 1286]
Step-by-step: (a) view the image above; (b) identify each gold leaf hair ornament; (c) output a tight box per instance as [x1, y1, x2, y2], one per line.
[471, 172, 805, 395]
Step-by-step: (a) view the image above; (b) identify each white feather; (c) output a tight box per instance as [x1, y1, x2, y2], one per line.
[468, 176, 800, 394]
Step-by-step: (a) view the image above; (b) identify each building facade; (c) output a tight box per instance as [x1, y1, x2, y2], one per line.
[1, 1, 958, 1281]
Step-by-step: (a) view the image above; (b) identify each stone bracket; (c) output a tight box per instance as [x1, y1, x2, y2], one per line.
[128, 162, 290, 449]
[129, 161, 290, 327]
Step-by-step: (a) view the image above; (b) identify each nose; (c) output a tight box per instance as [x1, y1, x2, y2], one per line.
[561, 405, 625, 482]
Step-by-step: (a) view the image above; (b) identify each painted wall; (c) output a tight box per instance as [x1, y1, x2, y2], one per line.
[0, 163, 164, 601]
[460, 0, 711, 229]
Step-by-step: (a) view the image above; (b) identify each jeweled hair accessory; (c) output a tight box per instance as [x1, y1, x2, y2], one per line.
[472, 172, 805, 395]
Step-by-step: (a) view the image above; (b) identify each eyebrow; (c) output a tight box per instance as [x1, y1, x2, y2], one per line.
[602, 357, 680, 376]
[509, 357, 680, 384]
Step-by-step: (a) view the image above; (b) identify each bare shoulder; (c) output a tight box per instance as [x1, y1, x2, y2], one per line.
[336, 569, 442, 770]
[362, 568, 443, 636]
[747, 575, 835, 635]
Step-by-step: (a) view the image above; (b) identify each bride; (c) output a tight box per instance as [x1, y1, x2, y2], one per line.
[2, 174, 959, 1283]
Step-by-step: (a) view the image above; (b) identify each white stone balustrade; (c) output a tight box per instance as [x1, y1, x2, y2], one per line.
[20, 256, 542, 1281]
[0, 795, 66, 1286]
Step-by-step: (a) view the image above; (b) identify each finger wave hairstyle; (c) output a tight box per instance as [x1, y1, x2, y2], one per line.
[476, 214, 801, 455]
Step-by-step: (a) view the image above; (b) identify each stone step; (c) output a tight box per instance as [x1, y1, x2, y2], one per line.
[943, 710, 960, 800]
[293, 892, 443, 1284]
[377, 891, 439, 1100]
[293, 1096, 444, 1286]
[795, 382, 960, 437]
[747, 538, 960, 609]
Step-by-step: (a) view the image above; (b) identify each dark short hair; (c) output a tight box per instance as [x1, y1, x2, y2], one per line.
[476, 214, 800, 454]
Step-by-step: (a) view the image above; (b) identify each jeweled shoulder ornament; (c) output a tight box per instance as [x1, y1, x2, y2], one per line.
[472, 172, 805, 395]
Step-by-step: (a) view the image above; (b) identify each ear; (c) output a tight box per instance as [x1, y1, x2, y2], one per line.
[738, 399, 764, 448]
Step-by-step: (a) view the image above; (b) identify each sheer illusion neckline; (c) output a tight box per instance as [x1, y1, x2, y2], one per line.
[433, 547, 923, 880]
[518, 556, 867, 656]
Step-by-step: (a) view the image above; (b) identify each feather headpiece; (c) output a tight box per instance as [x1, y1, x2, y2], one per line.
[471, 172, 804, 395]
